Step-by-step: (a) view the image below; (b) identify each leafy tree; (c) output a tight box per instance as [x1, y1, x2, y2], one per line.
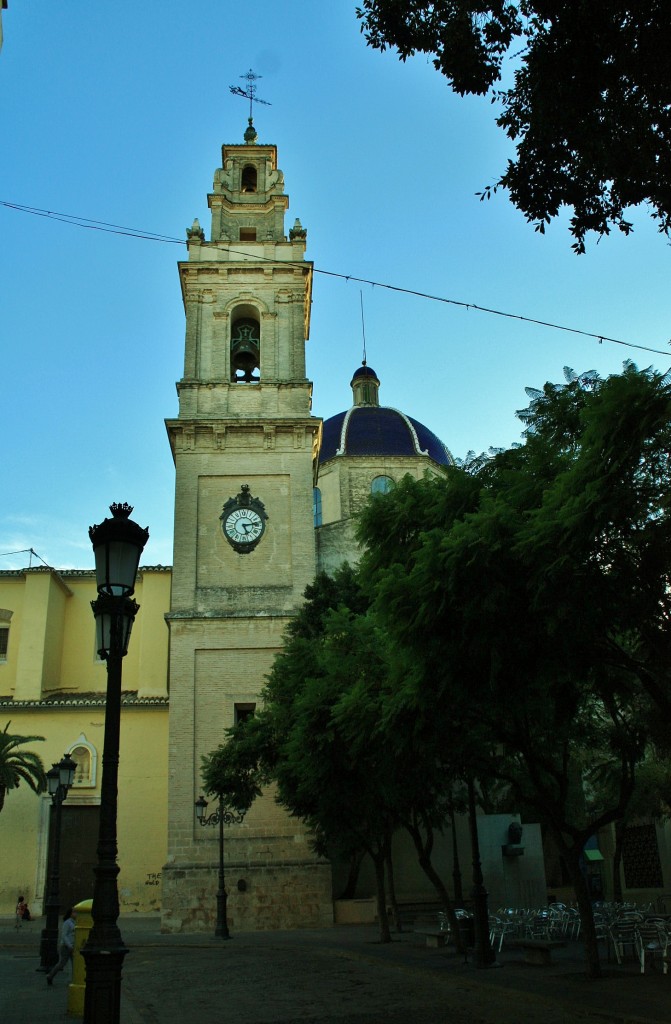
[0, 723, 46, 813]
[332, 625, 467, 941]
[204, 567, 396, 941]
[358, 363, 671, 976]
[200, 733, 264, 815]
[214, 564, 467, 945]
[515, 362, 671, 727]
[356, 2, 671, 251]
[267, 601, 400, 941]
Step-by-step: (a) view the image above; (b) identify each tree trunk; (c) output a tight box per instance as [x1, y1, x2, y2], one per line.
[384, 838, 402, 932]
[467, 776, 497, 968]
[405, 820, 465, 954]
[371, 849, 392, 943]
[339, 850, 364, 900]
[563, 843, 602, 978]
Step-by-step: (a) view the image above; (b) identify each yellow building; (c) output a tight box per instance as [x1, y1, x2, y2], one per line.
[0, 566, 170, 914]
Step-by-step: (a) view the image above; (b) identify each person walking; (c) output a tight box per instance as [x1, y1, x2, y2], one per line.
[46, 908, 77, 985]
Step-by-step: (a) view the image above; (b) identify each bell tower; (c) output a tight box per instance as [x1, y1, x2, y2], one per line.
[162, 123, 331, 932]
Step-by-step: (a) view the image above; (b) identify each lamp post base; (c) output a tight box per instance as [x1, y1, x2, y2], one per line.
[37, 924, 59, 971]
[81, 945, 128, 1024]
[215, 888, 231, 939]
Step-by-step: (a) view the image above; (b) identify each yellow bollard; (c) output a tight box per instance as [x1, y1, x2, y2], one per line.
[67, 898, 93, 1017]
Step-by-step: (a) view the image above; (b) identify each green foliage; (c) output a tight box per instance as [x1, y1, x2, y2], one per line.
[589, 749, 671, 826]
[285, 563, 369, 641]
[357, 2, 671, 251]
[200, 730, 263, 813]
[267, 602, 399, 861]
[358, 363, 671, 974]
[228, 563, 457, 872]
[0, 723, 46, 814]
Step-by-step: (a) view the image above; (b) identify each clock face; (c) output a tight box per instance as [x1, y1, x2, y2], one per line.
[220, 486, 268, 553]
[224, 507, 264, 544]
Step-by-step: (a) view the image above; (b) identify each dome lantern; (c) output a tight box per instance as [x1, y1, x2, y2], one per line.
[350, 362, 380, 408]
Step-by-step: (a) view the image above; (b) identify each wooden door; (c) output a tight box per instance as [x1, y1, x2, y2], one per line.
[58, 804, 100, 911]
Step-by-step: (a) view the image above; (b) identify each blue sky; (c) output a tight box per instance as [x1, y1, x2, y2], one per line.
[1, 3, 670, 570]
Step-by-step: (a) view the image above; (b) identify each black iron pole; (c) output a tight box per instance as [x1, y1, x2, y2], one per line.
[467, 776, 497, 968]
[38, 795, 63, 969]
[215, 795, 230, 939]
[450, 805, 464, 908]
[81, 607, 129, 1024]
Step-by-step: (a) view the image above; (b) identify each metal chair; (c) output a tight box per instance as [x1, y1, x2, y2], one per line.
[635, 921, 669, 974]
[488, 915, 510, 952]
[609, 919, 638, 964]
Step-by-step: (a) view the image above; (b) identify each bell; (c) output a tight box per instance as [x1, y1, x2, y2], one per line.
[231, 319, 260, 382]
[231, 345, 259, 382]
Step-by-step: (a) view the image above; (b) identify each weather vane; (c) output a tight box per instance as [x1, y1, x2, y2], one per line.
[229, 69, 271, 120]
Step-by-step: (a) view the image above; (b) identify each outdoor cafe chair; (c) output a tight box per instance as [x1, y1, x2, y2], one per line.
[488, 915, 511, 953]
[609, 919, 638, 965]
[635, 921, 669, 974]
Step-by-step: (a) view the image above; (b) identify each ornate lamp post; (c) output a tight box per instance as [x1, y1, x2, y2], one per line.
[82, 503, 148, 1024]
[38, 752, 77, 970]
[195, 795, 246, 939]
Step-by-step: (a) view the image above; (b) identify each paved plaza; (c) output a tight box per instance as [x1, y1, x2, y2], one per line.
[1, 916, 669, 1024]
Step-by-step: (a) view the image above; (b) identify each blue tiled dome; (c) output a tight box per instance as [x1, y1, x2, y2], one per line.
[319, 406, 453, 466]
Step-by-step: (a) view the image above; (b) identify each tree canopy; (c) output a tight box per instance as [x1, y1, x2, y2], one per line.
[356, 2, 671, 251]
[206, 565, 466, 943]
[200, 735, 263, 815]
[204, 363, 671, 971]
[357, 362, 671, 976]
[258, 570, 400, 940]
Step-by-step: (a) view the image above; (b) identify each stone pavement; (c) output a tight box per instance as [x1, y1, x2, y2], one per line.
[1, 915, 670, 1024]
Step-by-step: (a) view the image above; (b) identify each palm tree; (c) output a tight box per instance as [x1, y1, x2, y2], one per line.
[0, 722, 47, 813]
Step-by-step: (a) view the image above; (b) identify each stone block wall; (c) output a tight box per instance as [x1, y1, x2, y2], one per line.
[161, 858, 333, 933]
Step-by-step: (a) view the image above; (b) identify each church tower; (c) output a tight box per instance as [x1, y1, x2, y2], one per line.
[162, 122, 331, 932]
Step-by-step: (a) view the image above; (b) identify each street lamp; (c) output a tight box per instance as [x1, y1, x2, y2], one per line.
[38, 752, 77, 970]
[195, 795, 246, 939]
[82, 503, 148, 1024]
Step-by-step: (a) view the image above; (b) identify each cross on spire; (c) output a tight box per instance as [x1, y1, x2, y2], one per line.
[229, 69, 271, 121]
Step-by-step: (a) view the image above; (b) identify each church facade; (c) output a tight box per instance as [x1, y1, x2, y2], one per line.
[2, 123, 667, 927]
[0, 123, 454, 930]
[160, 122, 454, 932]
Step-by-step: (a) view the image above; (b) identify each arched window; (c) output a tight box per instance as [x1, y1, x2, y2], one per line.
[313, 487, 323, 527]
[371, 476, 395, 495]
[68, 736, 98, 788]
[234, 703, 256, 726]
[230, 316, 260, 382]
[241, 165, 257, 192]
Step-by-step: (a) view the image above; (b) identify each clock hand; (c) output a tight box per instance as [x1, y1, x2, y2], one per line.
[241, 521, 253, 534]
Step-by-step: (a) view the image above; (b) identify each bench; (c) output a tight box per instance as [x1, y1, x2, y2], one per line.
[512, 939, 566, 965]
[415, 928, 448, 948]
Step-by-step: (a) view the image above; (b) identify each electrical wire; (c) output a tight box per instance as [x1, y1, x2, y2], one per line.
[2, 200, 670, 359]
[0, 547, 52, 568]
